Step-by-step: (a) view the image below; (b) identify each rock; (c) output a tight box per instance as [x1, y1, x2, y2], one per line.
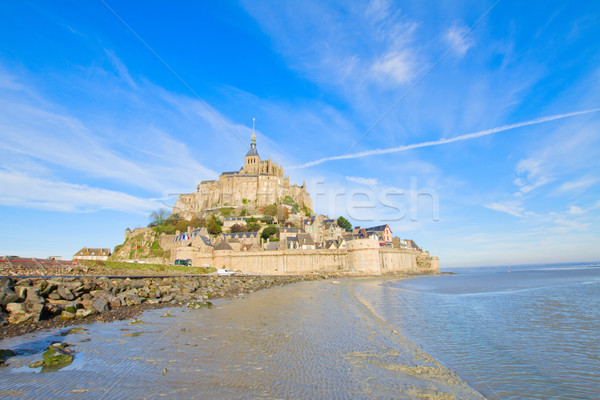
[43, 303, 62, 317]
[60, 311, 76, 320]
[187, 300, 212, 309]
[161, 295, 174, 303]
[123, 294, 143, 306]
[75, 308, 96, 319]
[57, 285, 75, 301]
[92, 298, 109, 313]
[130, 280, 146, 289]
[94, 290, 121, 308]
[0, 349, 15, 367]
[13, 286, 28, 300]
[40, 282, 58, 297]
[0, 286, 19, 306]
[0, 277, 14, 289]
[28, 360, 45, 368]
[48, 291, 62, 300]
[6, 302, 44, 324]
[80, 299, 95, 310]
[25, 287, 45, 304]
[42, 343, 74, 367]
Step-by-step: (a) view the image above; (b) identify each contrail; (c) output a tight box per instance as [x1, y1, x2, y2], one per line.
[290, 108, 600, 169]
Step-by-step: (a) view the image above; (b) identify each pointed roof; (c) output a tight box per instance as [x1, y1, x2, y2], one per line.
[214, 240, 233, 251]
[245, 119, 260, 158]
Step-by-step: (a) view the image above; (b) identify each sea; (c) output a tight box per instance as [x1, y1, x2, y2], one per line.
[353, 263, 600, 399]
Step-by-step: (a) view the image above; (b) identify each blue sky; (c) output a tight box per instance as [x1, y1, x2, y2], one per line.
[1, 1, 599, 267]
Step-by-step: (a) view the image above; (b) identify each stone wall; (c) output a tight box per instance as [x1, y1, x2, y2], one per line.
[174, 238, 438, 276]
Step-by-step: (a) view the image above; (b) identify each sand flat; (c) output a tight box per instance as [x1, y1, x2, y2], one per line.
[0, 278, 485, 399]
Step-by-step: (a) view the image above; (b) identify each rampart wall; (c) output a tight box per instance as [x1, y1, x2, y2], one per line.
[174, 239, 438, 275]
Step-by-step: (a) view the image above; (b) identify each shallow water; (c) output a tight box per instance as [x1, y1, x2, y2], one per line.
[353, 264, 600, 399]
[0, 280, 483, 399]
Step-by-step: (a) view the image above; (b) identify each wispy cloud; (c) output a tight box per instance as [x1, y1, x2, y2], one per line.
[0, 64, 218, 197]
[513, 157, 553, 195]
[484, 201, 526, 218]
[0, 169, 160, 213]
[370, 50, 416, 85]
[556, 176, 600, 194]
[291, 108, 600, 169]
[345, 176, 379, 186]
[444, 25, 474, 56]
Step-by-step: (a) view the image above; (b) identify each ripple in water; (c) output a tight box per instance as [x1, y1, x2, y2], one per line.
[354, 265, 600, 400]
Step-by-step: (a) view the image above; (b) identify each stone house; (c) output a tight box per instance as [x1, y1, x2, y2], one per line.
[73, 247, 111, 261]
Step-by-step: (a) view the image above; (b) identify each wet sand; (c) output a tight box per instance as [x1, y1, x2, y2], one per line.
[0, 278, 485, 399]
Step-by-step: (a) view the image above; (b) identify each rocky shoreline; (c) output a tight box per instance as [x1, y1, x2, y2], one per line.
[0, 273, 350, 340]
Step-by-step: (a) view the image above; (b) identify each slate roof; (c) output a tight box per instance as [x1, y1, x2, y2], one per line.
[214, 241, 233, 251]
[222, 232, 258, 239]
[364, 225, 390, 233]
[297, 233, 315, 246]
[197, 235, 213, 247]
[265, 242, 280, 251]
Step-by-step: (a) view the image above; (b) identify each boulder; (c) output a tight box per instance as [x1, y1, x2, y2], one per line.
[40, 282, 58, 297]
[0, 277, 14, 289]
[0, 286, 19, 306]
[75, 308, 96, 319]
[42, 343, 74, 367]
[57, 285, 75, 301]
[79, 299, 95, 310]
[95, 290, 121, 308]
[60, 311, 76, 320]
[92, 298, 109, 313]
[48, 291, 62, 300]
[25, 287, 45, 304]
[6, 302, 44, 324]
[123, 293, 143, 306]
[13, 286, 28, 300]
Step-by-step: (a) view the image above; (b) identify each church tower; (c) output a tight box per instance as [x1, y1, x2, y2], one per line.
[244, 118, 260, 174]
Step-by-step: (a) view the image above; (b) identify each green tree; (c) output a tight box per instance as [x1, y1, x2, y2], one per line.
[247, 222, 261, 232]
[263, 204, 277, 217]
[261, 225, 278, 240]
[207, 215, 222, 235]
[149, 209, 170, 227]
[337, 216, 352, 231]
[230, 224, 246, 233]
[282, 195, 294, 205]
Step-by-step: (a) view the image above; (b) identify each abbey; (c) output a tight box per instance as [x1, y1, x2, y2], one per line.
[173, 124, 312, 220]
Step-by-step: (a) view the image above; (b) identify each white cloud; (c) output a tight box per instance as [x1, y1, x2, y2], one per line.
[484, 201, 525, 218]
[0, 169, 160, 213]
[371, 50, 416, 85]
[345, 176, 379, 186]
[0, 66, 218, 196]
[567, 205, 584, 215]
[365, 0, 391, 22]
[514, 157, 553, 194]
[444, 25, 474, 56]
[104, 49, 137, 88]
[557, 176, 599, 193]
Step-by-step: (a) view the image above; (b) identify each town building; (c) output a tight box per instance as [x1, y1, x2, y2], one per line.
[73, 247, 111, 261]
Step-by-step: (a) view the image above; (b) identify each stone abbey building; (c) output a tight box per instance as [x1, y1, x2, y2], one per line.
[173, 126, 312, 220]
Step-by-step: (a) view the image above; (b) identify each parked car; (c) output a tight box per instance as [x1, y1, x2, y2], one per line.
[217, 268, 235, 276]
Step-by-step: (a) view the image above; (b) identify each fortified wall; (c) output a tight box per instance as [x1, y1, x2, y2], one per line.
[174, 239, 439, 275]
